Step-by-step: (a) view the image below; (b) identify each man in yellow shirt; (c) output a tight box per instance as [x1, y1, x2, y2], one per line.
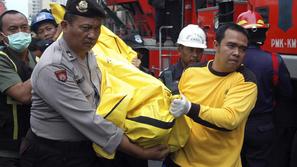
[166, 23, 258, 167]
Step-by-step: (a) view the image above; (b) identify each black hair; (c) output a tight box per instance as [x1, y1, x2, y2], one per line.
[215, 23, 249, 44]
[0, 10, 27, 31]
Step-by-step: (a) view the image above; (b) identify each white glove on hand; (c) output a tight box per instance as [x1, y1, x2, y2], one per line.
[169, 95, 191, 118]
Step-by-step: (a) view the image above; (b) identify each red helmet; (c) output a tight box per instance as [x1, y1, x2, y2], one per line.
[236, 10, 269, 29]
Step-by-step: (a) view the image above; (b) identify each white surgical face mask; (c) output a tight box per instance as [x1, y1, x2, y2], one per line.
[6, 32, 32, 52]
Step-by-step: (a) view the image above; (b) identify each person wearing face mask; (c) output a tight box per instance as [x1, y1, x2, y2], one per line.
[0, 10, 36, 167]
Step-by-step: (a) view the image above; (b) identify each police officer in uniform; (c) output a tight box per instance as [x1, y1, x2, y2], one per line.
[20, 1, 169, 167]
[159, 24, 206, 94]
[0, 10, 35, 167]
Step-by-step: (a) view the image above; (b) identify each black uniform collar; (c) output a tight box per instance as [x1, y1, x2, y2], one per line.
[208, 61, 232, 77]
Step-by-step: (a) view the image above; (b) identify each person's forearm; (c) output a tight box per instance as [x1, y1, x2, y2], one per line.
[118, 135, 144, 158]
[6, 79, 32, 104]
[18, 79, 32, 103]
[117, 135, 169, 160]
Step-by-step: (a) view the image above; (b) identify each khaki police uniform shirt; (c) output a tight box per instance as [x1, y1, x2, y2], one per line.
[30, 38, 123, 154]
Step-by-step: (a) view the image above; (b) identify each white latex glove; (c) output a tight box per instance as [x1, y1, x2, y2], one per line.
[169, 95, 191, 118]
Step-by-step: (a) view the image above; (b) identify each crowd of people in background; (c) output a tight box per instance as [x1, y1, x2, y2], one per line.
[0, 0, 296, 167]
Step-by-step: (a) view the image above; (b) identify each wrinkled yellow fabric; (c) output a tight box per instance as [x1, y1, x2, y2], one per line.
[50, 3, 137, 62]
[93, 55, 174, 158]
[50, 3, 190, 159]
[98, 26, 137, 62]
[50, 3, 65, 24]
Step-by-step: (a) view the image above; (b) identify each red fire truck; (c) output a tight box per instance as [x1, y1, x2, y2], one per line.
[104, 0, 297, 80]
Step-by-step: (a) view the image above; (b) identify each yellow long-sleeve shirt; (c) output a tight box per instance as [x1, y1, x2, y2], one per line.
[171, 61, 257, 167]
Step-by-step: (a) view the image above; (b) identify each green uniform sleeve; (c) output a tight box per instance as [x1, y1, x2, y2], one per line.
[0, 56, 22, 93]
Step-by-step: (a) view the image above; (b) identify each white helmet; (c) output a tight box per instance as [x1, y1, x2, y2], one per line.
[176, 24, 207, 49]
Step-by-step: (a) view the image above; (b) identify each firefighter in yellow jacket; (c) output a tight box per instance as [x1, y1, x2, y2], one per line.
[165, 23, 258, 167]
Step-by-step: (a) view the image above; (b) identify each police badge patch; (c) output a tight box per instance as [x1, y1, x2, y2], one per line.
[76, 0, 88, 13]
[55, 69, 67, 82]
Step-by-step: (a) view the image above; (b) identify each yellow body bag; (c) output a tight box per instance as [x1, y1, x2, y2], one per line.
[50, 3, 190, 159]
